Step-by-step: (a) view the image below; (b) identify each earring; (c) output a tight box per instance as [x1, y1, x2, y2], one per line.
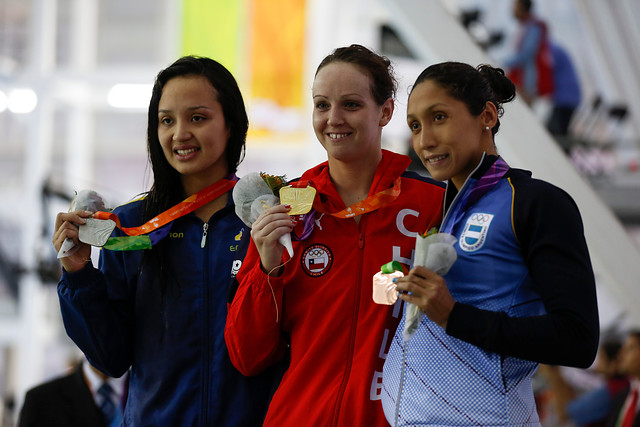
[485, 126, 490, 131]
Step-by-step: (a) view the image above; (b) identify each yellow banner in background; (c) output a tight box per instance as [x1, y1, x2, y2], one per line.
[181, 0, 307, 140]
[181, 0, 244, 75]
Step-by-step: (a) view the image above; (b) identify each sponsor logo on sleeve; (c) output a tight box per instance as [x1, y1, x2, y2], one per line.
[230, 259, 242, 277]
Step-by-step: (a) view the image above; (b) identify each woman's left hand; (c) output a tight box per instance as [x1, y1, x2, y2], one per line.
[395, 266, 456, 329]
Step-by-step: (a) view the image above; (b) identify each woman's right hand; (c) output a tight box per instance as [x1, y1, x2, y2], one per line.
[394, 266, 456, 329]
[53, 210, 94, 273]
[250, 204, 294, 275]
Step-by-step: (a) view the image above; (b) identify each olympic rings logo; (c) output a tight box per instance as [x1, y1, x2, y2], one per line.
[470, 213, 491, 223]
[308, 249, 325, 257]
[301, 244, 333, 277]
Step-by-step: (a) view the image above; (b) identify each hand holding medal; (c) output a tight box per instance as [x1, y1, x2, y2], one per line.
[372, 261, 405, 305]
[233, 172, 316, 257]
[371, 230, 457, 341]
[57, 190, 113, 259]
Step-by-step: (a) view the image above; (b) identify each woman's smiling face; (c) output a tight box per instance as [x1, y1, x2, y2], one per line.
[312, 62, 393, 164]
[407, 79, 495, 188]
[157, 75, 230, 186]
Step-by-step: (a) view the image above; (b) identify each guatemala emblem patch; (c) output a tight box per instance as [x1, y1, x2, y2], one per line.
[459, 213, 494, 252]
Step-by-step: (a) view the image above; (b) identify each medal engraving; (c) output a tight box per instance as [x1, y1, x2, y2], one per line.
[79, 218, 116, 247]
[279, 186, 316, 215]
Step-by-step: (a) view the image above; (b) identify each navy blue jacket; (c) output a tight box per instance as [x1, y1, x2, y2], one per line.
[58, 196, 284, 426]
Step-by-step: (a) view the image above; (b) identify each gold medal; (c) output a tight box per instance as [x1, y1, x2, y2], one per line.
[279, 185, 316, 215]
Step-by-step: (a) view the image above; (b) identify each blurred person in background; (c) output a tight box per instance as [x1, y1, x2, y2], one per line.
[505, 0, 554, 105]
[19, 356, 127, 427]
[538, 337, 628, 426]
[546, 41, 582, 139]
[606, 330, 640, 427]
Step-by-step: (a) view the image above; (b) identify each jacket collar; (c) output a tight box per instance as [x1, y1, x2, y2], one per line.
[301, 149, 411, 211]
[442, 154, 510, 230]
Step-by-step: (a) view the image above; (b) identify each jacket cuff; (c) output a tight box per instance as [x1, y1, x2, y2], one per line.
[61, 262, 96, 289]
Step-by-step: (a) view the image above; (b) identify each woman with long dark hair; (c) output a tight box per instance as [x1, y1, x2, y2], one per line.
[53, 56, 283, 426]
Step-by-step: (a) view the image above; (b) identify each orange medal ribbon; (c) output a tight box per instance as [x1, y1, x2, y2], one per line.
[313, 177, 401, 218]
[94, 179, 236, 236]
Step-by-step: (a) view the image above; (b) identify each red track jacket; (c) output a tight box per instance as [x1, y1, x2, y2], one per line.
[225, 150, 444, 426]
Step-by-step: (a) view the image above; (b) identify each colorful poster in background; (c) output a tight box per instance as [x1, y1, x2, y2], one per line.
[181, 0, 306, 141]
[250, 0, 304, 108]
[181, 0, 244, 75]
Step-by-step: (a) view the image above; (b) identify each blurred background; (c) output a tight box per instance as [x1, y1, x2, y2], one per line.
[0, 0, 639, 425]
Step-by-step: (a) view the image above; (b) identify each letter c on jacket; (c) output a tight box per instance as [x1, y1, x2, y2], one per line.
[396, 209, 419, 238]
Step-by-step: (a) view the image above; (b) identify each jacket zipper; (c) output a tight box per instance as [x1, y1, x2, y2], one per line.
[200, 222, 211, 426]
[201, 219, 210, 424]
[201, 223, 208, 248]
[331, 223, 365, 424]
[441, 152, 487, 227]
[394, 341, 409, 427]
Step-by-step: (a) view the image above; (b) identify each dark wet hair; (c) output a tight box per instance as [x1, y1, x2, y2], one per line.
[628, 330, 640, 345]
[600, 338, 623, 361]
[409, 61, 516, 135]
[519, 0, 533, 13]
[144, 55, 248, 220]
[139, 56, 247, 292]
[315, 44, 397, 105]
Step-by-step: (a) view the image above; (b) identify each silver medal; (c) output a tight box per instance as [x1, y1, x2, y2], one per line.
[78, 218, 116, 247]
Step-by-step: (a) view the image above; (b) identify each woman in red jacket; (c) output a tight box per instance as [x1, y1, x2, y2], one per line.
[225, 44, 444, 426]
